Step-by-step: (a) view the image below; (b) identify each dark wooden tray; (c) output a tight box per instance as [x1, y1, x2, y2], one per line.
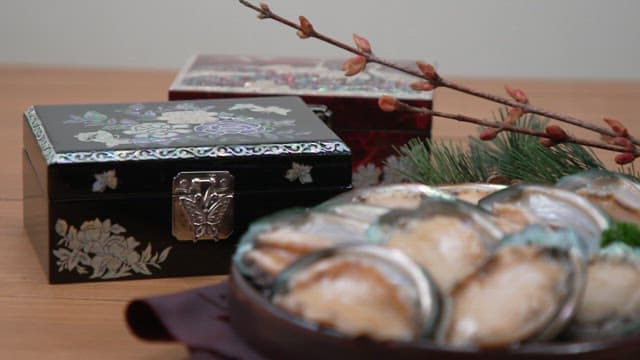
[228, 266, 640, 360]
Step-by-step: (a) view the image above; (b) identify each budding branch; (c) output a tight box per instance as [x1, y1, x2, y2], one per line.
[239, 0, 639, 163]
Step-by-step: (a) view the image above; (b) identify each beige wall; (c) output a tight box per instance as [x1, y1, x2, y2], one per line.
[1, 0, 639, 79]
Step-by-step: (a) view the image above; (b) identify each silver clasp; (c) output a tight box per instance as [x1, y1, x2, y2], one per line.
[172, 171, 234, 242]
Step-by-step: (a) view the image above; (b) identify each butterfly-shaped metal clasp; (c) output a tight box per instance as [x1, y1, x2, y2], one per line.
[172, 172, 234, 242]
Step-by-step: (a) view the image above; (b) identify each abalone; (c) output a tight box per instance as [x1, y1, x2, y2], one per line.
[439, 244, 585, 348]
[478, 184, 612, 254]
[566, 244, 640, 339]
[271, 245, 440, 341]
[320, 183, 454, 210]
[556, 170, 640, 225]
[370, 198, 503, 291]
[235, 209, 372, 286]
[437, 183, 507, 204]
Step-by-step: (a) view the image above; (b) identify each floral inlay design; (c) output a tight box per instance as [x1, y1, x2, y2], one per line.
[352, 163, 382, 188]
[66, 102, 304, 148]
[228, 103, 291, 116]
[157, 110, 219, 124]
[122, 123, 192, 139]
[75, 130, 130, 147]
[351, 155, 415, 188]
[92, 169, 118, 193]
[26, 106, 349, 165]
[176, 56, 433, 100]
[285, 162, 313, 184]
[53, 218, 172, 279]
[193, 120, 264, 138]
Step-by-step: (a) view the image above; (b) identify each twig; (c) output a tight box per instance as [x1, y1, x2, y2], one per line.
[238, 0, 638, 163]
[392, 99, 637, 155]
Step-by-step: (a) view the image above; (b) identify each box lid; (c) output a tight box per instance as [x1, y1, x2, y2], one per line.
[24, 96, 351, 199]
[169, 55, 433, 101]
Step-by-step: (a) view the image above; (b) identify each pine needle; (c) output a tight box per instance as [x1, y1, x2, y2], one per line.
[616, 163, 640, 181]
[389, 110, 605, 184]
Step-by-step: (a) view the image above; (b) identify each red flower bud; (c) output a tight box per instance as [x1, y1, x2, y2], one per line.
[297, 16, 314, 39]
[256, 2, 270, 18]
[410, 81, 435, 92]
[378, 95, 399, 112]
[545, 125, 569, 142]
[504, 84, 529, 104]
[603, 118, 629, 137]
[416, 61, 438, 80]
[353, 33, 372, 54]
[615, 152, 636, 165]
[613, 137, 635, 151]
[479, 128, 499, 141]
[342, 55, 367, 77]
[539, 138, 556, 148]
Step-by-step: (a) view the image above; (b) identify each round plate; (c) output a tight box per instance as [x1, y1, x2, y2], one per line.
[228, 266, 640, 360]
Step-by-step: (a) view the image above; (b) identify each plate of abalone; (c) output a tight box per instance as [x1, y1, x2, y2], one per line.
[228, 175, 640, 360]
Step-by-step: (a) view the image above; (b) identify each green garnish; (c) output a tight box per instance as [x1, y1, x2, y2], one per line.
[389, 110, 605, 185]
[601, 222, 640, 247]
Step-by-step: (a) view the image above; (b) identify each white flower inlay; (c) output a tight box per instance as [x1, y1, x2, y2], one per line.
[157, 110, 219, 124]
[228, 103, 292, 116]
[123, 123, 191, 138]
[52, 218, 171, 279]
[92, 169, 118, 192]
[352, 163, 382, 188]
[285, 162, 313, 184]
[241, 79, 293, 93]
[75, 130, 130, 147]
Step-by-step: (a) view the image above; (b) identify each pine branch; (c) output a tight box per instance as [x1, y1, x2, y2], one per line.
[394, 138, 492, 185]
[615, 163, 640, 181]
[390, 111, 605, 184]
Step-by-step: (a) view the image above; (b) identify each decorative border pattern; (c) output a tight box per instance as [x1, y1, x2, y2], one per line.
[25, 106, 58, 164]
[25, 106, 350, 164]
[169, 55, 434, 100]
[171, 82, 435, 100]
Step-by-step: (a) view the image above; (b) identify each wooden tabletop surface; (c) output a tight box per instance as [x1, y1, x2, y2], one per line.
[1, 66, 639, 359]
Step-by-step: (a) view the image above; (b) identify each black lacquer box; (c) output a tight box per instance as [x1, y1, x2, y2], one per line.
[23, 96, 351, 283]
[169, 55, 433, 184]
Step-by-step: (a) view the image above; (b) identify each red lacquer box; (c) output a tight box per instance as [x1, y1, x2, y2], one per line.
[169, 55, 433, 186]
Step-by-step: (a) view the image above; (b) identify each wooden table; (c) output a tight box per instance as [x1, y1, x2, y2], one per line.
[1, 66, 639, 359]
